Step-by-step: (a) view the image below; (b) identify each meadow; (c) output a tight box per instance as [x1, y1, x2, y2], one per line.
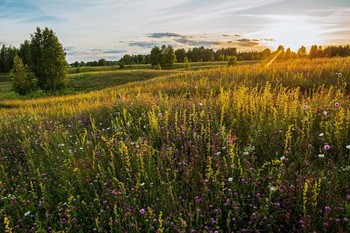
[0, 58, 350, 232]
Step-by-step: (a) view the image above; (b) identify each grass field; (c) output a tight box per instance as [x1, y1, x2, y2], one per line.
[0, 58, 350, 232]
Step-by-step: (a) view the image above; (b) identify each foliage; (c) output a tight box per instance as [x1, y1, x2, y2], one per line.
[150, 45, 176, 68]
[154, 63, 162, 70]
[184, 57, 190, 70]
[0, 45, 17, 73]
[227, 55, 237, 66]
[11, 55, 37, 95]
[30, 27, 67, 92]
[18, 40, 32, 66]
[0, 58, 350, 232]
[161, 45, 176, 68]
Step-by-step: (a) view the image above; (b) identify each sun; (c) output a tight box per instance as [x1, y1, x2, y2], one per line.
[264, 16, 323, 51]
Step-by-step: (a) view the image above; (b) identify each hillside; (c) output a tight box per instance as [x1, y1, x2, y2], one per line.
[1, 58, 350, 232]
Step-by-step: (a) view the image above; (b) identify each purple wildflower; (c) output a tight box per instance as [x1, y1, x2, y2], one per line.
[324, 144, 331, 151]
[140, 208, 145, 215]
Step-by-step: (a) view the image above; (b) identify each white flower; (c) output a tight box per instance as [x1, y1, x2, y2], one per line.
[216, 152, 221, 156]
[228, 177, 233, 182]
[323, 111, 328, 116]
[270, 186, 276, 191]
[24, 211, 31, 217]
[346, 145, 350, 149]
[319, 133, 324, 137]
[318, 154, 325, 158]
[336, 72, 343, 78]
[243, 152, 249, 156]
[280, 156, 286, 161]
[140, 182, 145, 187]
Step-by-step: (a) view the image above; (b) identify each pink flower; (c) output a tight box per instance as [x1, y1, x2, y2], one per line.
[325, 206, 331, 212]
[324, 144, 331, 151]
[140, 209, 145, 215]
[228, 135, 237, 144]
[335, 102, 340, 108]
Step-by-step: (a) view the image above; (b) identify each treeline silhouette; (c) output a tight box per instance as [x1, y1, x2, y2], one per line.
[1, 44, 350, 72]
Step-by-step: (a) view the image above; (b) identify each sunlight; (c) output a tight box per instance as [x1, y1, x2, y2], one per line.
[265, 16, 323, 51]
[264, 49, 282, 68]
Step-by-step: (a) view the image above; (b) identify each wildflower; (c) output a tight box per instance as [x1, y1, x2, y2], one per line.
[346, 145, 350, 149]
[324, 144, 331, 151]
[228, 177, 233, 182]
[334, 102, 340, 108]
[325, 206, 331, 212]
[319, 133, 324, 137]
[216, 151, 221, 156]
[280, 156, 286, 161]
[303, 105, 307, 109]
[270, 186, 276, 191]
[140, 208, 145, 215]
[323, 111, 328, 116]
[318, 154, 325, 158]
[24, 211, 31, 217]
[140, 182, 145, 187]
[336, 72, 343, 78]
[61, 218, 67, 224]
[228, 135, 237, 144]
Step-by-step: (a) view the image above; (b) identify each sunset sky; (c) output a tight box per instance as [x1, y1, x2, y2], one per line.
[1, 0, 350, 62]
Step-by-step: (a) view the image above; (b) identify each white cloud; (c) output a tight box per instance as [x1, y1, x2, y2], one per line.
[1, 0, 349, 62]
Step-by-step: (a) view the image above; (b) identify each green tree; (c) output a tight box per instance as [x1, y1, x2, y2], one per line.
[227, 56, 237, 67]
[11, 55, 36, 95]
[150, 46, 162, 67]
[0, 45, 17, 73]
[161, 45, 176, 68]
[175, 48, 186, 62]
[184, 57, 190, 71]
[30, 27, 67, 92]
[18, 40, 32, 66]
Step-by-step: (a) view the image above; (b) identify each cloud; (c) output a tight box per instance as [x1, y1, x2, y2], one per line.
[128, 42, 161, 48]
[262, 38, 275, 42]
[174, 38, 218, 47]
[147, 32, 182, 38]
[237, 38, 252, 42]
[103, 50, 128, 54]
[238, 41, 260, 47]
[90, 49, 128, 54]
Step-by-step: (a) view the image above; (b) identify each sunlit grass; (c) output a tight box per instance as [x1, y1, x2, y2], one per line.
[0, 57, 349, 232]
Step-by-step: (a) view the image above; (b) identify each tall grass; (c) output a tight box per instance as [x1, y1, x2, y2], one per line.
[0, 58, 350, 232]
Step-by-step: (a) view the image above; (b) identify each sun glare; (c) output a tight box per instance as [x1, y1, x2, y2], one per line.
[265, 17, 323, 51]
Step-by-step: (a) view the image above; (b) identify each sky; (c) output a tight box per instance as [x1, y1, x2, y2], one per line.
[1, 0, 350, 63]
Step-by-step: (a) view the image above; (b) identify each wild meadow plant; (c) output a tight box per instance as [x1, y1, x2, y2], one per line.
[0, 57, 350, 232]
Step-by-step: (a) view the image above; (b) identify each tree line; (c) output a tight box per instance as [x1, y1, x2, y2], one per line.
[65, 44, 350, 69]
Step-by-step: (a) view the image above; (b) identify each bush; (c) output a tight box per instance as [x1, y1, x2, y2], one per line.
[11, 55, 37, 95]
[227, 55, 237, 67]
